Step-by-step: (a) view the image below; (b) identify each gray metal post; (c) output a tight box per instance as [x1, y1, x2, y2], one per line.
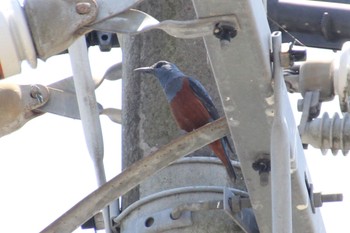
[191, 0, 325, 232]
[271, 31, 292, 233]
[68, 37, 112, 233]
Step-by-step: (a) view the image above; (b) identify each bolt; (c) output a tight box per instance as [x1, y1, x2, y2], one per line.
[213, 22, 237, 43]
[252, 158, 270, 186]
[30, 85, 44, 104]
[313, 192, 343, 208]
[76, 2, 91, 15]
[252, 158, 270, 174]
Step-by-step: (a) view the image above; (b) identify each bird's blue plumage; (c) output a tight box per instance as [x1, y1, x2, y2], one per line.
[188, 77, 219, 121]
[135, 61, 237, 182]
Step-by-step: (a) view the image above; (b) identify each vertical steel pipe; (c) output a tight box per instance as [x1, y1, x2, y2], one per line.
[271, 31, 292, 233]
[68, 37, 111, 233]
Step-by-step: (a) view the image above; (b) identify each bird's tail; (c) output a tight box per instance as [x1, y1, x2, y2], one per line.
[209, 139, 237, 182]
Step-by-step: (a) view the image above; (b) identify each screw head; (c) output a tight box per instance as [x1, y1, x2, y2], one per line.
[213, 22, 237, 42]
[76, 2, 91, 15]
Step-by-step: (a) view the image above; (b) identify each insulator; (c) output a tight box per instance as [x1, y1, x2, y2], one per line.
[302, 112, 350, 155]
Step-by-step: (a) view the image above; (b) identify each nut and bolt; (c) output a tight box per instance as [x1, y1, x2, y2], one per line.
[76, 2, 92, 15]
[213, 22, 237, 47]
[313, 192, 343, 208]
[30, 85, 44, 104]
[252, 158, 271, 186]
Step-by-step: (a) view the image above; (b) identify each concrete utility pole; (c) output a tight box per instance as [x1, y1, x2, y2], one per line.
[120, 0, 248, 232]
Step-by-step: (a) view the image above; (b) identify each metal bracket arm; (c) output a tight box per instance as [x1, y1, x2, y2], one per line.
[88, 11, 240, 39]
[24, 0, 98, 59]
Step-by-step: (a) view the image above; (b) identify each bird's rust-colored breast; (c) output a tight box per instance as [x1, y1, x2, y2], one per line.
[170, 78, 211, 132]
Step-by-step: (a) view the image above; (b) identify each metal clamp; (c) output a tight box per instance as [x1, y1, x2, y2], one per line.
[0, 83, 49, 137]
[167, 188, 258, 233]
[24, 0, 98, 59]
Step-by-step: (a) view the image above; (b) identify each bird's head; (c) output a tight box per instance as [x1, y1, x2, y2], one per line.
[134, 61, 184, 88]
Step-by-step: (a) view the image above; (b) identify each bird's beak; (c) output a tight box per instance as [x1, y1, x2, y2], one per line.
[134, 67, 154, 74]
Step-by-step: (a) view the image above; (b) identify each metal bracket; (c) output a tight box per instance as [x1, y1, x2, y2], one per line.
[36, 87, 82, 119]
[298, 91, 321, 136]
[0, 63, 121, 122]
[88, 10, 240, 39]
[23, 0, 239, 59]
[24, 0, 98, 59]
[280, 43, 306, 68]
[0, 83, 49, 138]
[31, 76, 101, 119]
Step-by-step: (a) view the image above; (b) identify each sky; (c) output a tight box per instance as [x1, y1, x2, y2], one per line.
[0, 39, 349, 233]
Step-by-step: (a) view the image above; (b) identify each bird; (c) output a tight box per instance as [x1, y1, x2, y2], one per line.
[134, 61, 237, 182]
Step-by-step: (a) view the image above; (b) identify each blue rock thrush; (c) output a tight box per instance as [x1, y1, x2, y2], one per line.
[135, 61, 237, 182]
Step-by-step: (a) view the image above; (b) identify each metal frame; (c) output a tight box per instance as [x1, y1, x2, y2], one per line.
[191, 0, 325, 232]
[2, 0, 340, 232]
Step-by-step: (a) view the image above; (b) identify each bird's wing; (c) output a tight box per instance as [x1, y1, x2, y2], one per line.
[188, 77, 235, 154]
[188, 77, 220, 120]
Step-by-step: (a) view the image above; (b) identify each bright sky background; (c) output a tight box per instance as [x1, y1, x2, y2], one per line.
[0, 26, 349, 233]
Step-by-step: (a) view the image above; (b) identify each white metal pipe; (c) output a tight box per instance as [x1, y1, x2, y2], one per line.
[271, 31, 292, 233]
[68, 37, 112, 233]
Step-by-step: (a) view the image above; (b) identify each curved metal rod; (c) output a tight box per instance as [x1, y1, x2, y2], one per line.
[113, 186, 248, 226]
[40, 117, 230, 233]
[173, 157, 241, 168]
